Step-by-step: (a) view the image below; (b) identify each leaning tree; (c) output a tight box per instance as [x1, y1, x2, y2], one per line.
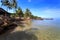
[1, 0, 17, 10]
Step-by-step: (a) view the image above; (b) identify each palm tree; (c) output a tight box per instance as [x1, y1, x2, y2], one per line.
[24, 8, 32, 19]
[1, 0, 17, 10]
[1, 0, 17, 16]
[16, 7, 24, 19]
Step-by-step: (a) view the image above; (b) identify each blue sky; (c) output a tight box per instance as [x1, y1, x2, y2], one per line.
[0, 0, 60, 18]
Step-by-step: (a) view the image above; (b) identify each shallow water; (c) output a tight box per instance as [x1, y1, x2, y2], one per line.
[0, 18, 60, 40]
[28, 18, 60, 40]
[31, 18, 60, 29]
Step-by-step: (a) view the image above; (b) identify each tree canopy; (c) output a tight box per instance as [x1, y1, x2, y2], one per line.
[24, 8, 32, 19]
[16, 7, 24, 17]
[0, 0, 43, 20]
[1, 0, 17, 9]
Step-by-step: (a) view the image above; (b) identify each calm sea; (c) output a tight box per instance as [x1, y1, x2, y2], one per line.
[31, 18, 60, 30]
[29, 18, 60, 40]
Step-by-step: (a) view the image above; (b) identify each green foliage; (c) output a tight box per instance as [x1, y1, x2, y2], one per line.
[1, 0, 17, 9]
[24, 8, 43, 20]
[1, 0, 42, 20]
[16, 7, 24, 17]
[24, 8, 32, 19]
[10, 13, 16, 17]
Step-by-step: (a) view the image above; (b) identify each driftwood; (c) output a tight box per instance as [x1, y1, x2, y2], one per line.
[0, 23, 17, 35]
[0, 8, 17, 35]
[0, 17, 17, 35]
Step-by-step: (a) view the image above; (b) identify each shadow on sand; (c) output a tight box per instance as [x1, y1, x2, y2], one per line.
[0, 31, 38, 40]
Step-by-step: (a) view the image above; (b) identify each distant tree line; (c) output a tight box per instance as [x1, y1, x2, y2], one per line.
[0, 0, 43, 20]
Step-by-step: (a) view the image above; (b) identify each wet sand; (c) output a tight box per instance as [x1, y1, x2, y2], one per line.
[0, 25, 37, 40]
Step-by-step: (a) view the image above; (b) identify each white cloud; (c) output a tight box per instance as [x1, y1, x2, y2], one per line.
[31, 8, 60, 18]
[28, 0, 31, 2]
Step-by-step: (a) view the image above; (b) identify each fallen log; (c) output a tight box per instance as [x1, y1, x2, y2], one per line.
[0, 23, 17, 35]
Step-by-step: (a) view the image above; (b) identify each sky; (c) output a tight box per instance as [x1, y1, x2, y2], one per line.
[0, 0, 60, 18]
